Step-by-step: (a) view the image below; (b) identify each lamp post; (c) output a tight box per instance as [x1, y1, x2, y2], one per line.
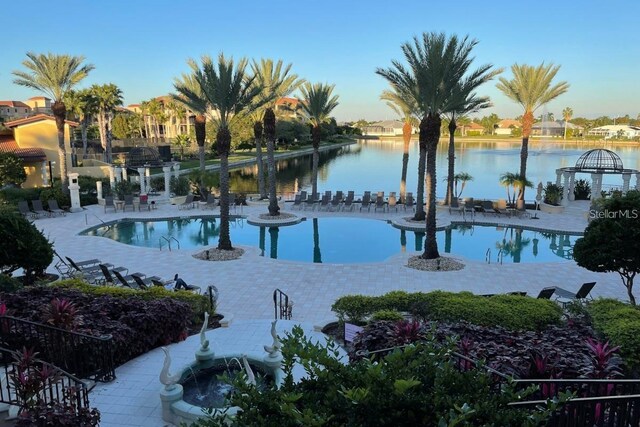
[48, 161, 56, 188]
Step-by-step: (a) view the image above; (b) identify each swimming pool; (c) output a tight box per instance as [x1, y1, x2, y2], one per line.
[81, 217, 579, 264]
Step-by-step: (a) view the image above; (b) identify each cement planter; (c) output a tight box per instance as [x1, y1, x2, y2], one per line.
[539, 202, 565, 214]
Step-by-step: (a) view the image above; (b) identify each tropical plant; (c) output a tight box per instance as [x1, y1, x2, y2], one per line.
[500, 172, 534, 207]
[300, 83, 339, 201]
[574, 178, 591, 200]
[63, 88, 95, 158]
[169, 175, 190, 197]
[43, 298, 82, 330]
[377, 32, 498, 259]
[90, 83, 123, 163]
[173, 73, 208, 172]
[12, 52, 94, 192]
[452, 172, 473, 199]
[173, 134, 191, 160]
[176, 54, 261, 250]
[562, 107, 573, 140]
[543, 183, 563, 206]
[0, 152, 27, 187]
[496, 63, 569, 202]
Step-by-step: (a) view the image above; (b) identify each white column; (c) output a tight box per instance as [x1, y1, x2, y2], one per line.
[163, 166, 172, 199]
[555, 169, 563, 187]
[591, 173, 603, 200]
[121, 167, 128, 182]
[109, 166, 116, 189]
[137, 167, 146, 194]
[561, 171, 571, 206]
[173, 163, 181, 179]
[67, 173, 82, 213]
[42, 161, 49, 186]
[114, 166, 122, 183]
[568, 172, 576, 201]
[636, 172, 640, 191]
[145, 168, 151, 194]
[96, 181, 103, 199]
[622, 173, 632, 194]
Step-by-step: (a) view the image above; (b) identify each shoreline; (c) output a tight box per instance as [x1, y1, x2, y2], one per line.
[370, 135, 640, 146]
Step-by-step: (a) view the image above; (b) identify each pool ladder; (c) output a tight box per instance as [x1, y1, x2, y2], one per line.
[159, 236, 180, 251]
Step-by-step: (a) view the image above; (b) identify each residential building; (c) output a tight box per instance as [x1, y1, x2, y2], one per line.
[362, 120, 415, 136]
[495, 119, 521, 136]
[461, 122, 484, 136]
[0, 101, 32, 122]
[24, 96, 53, 115]
[587, 125, 640, 139]
[532, 120, 583, 137]
[274, 97, 300, 118]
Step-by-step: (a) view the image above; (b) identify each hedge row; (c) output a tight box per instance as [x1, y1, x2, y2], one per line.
[332, 290, 562, 331]
[588, 299, 640, 372]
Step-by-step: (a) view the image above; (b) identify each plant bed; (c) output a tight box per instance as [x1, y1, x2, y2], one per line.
[539, 201, 565, 214]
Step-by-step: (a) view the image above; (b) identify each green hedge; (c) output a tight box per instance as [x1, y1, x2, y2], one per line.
[588, 299, 640, 371]
[54, 279, 211, 322]
[332, 290, 562, 331]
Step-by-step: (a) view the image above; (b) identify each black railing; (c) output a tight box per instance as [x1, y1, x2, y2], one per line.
[0, 346, 91, 413]
[273, 288, 292, 320]
[0, 316, 115, 382]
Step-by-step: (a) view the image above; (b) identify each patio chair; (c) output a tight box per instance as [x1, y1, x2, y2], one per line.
[66, 257, 105, 284]
[536, 287, 556, 299]
[317, 194, 330, 211]
[18, 200, 36, 219]
[104, 196, 116, 213]
[360, 191, 371, 212]
[203, 193, 217, 210]
[481, 200, 497, 216]
[335, 191, 343, 203]
[388, 192, 398, 212]
[138, 195, 150, 211]
[31, 200, 50, 218]
[291, 194, 303, 210]
[554, 282, 596, 307]
[404, 193, 415, 212]
[47, 199, 66, 216]
[342, 191, 355, 212]
[329, 194, 341, 211]
[109, 268, 152, 288]
[462, 197, 475, 219]
[53, 251, 74, 278]
[178, 194, 195, 210]
[374, 195, 386, 212]
[449, 198, 464, 215]
[131, 273, 157, 290]
[122, 195, 135, 212]
[173, 274, 201, 294]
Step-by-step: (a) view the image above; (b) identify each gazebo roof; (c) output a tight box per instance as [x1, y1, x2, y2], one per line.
[574, 149, 624, 173]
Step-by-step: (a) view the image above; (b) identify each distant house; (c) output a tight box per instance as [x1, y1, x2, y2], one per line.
[588, 125, 640, 139]
[362, 120, 415, 136]
[0, 101, 32, 121]
[495, 119, 521, 136]
[2, 114, 77, 188]
[531, 120, 583, 137]
[24, 96, 53, 115]
[274, 97, 300, 118]
[460, 122, 484, 136]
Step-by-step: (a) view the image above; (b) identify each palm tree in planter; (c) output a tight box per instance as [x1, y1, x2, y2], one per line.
[173, 73, 208, 173]
[178, 54, 261, 250]
[300, 83, 339, 201]
[251, 59, 304, 203]
[90, 83, 123, 164]
[377, 32, 498, 259]
[380, 88, 418, 203]
[562, 106, 573, 140]
[500, 172, 533, 208]
[13, 52, 94, 193]
[496, 63, 569, 204]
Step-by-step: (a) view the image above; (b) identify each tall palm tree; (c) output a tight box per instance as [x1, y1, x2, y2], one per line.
[12, 52, 94, 192]
[251, 59, 304, 203]
[377, 32, 497, 259]
[380, 88, 417, 203]
[263, 108, 279, 215]
[91, 83, 123, 164]
[499, 172, 533, 207]
[173, 73, 208, 172]
[64, 88, 95, 159]
[178, 54, 261, 250]
[562, 106, 573, 140]
[496, 63, 569, 202]
[300, 83, 339, 201]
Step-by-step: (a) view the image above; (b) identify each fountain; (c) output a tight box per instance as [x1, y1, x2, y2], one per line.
[159, 316, 285, 425]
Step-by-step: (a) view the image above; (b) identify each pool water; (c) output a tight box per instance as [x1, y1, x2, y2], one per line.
[82, 217, 579, 264]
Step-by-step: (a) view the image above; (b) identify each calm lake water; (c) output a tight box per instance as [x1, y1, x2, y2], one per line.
[227, 139, 640, 200]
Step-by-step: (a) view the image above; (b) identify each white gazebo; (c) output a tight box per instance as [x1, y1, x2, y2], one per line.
[555, 149, 639, 206]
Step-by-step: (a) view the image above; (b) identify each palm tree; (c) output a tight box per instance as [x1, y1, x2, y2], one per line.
[173, 134, 191, 160]
[90, 83, 123, 164]
[12, 52, 94, 192]
[452, 172, 473, 198]
[173, 73, 208, 172]
[380, 88, 417, 203]
[179, 54, 261, 250]
[251, 59, 304, 207]
[562, 107, 573, 140]
[496, 63, 569, 202]
[499, 172, 533, 207]
[300, 83, 339, 201]
[377, 32, 498, 259]
[64, 88, 95, 159]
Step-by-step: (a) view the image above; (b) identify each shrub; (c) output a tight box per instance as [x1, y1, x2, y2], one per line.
[170, 175, 190, 196]
[0, 153, 27, 187]
[573, 179, 591, 200]
[371, 310, 404, 322]
[543, 183, 563, 206]
[0, 187, 42, 207]
[588, 299, 640, 372]
[150, 176, 165, 192]
[0, 274, 22, 292]
[39, 186, 71, 208]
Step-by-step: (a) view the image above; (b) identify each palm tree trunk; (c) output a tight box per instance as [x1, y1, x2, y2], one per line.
[97, 111, 107, 162]
[445, 117, 457, 205]
[264, 109, 279, 216]
[217, 126, 233, 250]
[194, 115, 206, 173]
[253, 121, 266, 199]
[106, 112, 113, 164]
[311, 125, 321, 201]
[519, 110, 534, 203]
[422, 112, 441, 260]
[81, 118, 89, 159]
[400, 121, 411, 203]
[414, 116, 428, 221]
[52, 101, 69, 194]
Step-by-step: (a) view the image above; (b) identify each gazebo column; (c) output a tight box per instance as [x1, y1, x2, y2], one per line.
[561, 171, 571, 206]
[163, 166, 172, 198]
[145, 168, 151, 194]
[114, 167, 122, 183]
[622, 172, 631, 195]
[636, 172, 640, 191]
[137, 167, 146, 194]
[591, 173, 603, 200]
[568, 171, 576, 201]
[121, 167, 128, 182]
[42, 161, 49, 186]
[109, 166, 116, 189]
[173, 163, 181, 179]
[555, 169, 563, 187]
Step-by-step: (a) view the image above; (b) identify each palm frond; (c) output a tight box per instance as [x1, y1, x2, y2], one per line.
[300, 82, 339, 127]
[496, 63, 569, 112]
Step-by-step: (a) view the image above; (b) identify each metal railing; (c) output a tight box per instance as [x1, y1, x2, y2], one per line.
[0, 316, 115, 382]
[0, 346, 91, 412]
[273, 289, 292, 320]
[485, 248, 491, 264]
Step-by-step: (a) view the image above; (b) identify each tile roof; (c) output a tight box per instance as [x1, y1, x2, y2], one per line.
[275, 97, 299, 106]
[0, 136, 47, 161]
[28, 96, 51, 100]
[4, 114, 79, 128]
[0, 101, 30, 108]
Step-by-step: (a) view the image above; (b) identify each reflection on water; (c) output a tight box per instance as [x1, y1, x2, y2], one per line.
[84, 218, 580, 264]
[225, 139, 640, 200]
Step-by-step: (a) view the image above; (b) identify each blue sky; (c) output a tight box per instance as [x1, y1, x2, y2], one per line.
[2, 0, 639, 121]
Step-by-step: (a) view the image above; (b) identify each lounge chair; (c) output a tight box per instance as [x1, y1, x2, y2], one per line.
[31, 200, 50, 218]
[203, 193, 217, 210]
[554, 282, 596, 307]
[104, 196, 116, 213]
[335, 191, 343, 203]
[66, 257, 106, 284]
[329, 194, 341, 211]
[449, 198, 464, 215]
[342, 191, 355, 212]
[360, 191, 371, 212]
[481, 200, 497, 216]
[47, 199, 66, 216]
[496, 199, 511, 216]
[462, 197, 475, 219]
[178, 194, 195, 210]
[507, 291, 528, 296]
[374, 195, 386, 212]
[388, 193, 398, 212]
[138, 195, 150, 211]
[317, 194, 330, 211]
[18, 200, 36, 219]
[53, 251, 74, 278]
[123, 195, 135, 212]
[131, 274, 157, 290]
[536, 287, 556, 299]
[108, 268, 151, 288]
[291, 194, 303, 210]
[404, 193, 415, 212]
